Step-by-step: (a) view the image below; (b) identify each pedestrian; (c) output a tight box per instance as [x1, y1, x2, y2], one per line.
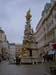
[43, 56, 45, 63]
[0, 57, 1, 63]
[16, 57, 19, 65]
[19, 56, 21, 64]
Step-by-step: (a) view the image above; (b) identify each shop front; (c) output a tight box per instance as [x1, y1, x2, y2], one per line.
[48, 50, 55, 61]
[48, 43, 56, 61]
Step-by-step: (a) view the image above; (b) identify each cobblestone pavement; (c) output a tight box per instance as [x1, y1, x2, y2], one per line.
[0, 61, 50, 75]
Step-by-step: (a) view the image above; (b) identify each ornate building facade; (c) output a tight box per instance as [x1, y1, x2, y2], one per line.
[35, 0, 56, 61]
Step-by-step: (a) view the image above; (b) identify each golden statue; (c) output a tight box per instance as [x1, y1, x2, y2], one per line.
[26, 9, 32, 20]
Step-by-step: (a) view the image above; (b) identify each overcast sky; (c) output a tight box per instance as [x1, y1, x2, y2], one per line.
[0, 0, 50, 44]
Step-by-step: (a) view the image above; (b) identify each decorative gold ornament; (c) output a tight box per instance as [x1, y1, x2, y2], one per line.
[26, 9, 32, 20]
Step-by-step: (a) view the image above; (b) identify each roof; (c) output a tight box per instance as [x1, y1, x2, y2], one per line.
[42, 3, 51, 16]
[44, 3, 51, 10]
[0, 28, 4, 33]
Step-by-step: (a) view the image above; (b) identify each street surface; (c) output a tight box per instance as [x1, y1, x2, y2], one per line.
[0, 61, 50, 75]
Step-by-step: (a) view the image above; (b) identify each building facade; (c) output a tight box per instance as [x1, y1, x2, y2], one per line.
[35, 1, 56, 61]
[16, 44, 22, 58]
[9, 43, 16, 60]
[0, 27, 9, 60]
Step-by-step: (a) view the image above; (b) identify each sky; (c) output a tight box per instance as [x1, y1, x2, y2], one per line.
[0, 0, 50, 44]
